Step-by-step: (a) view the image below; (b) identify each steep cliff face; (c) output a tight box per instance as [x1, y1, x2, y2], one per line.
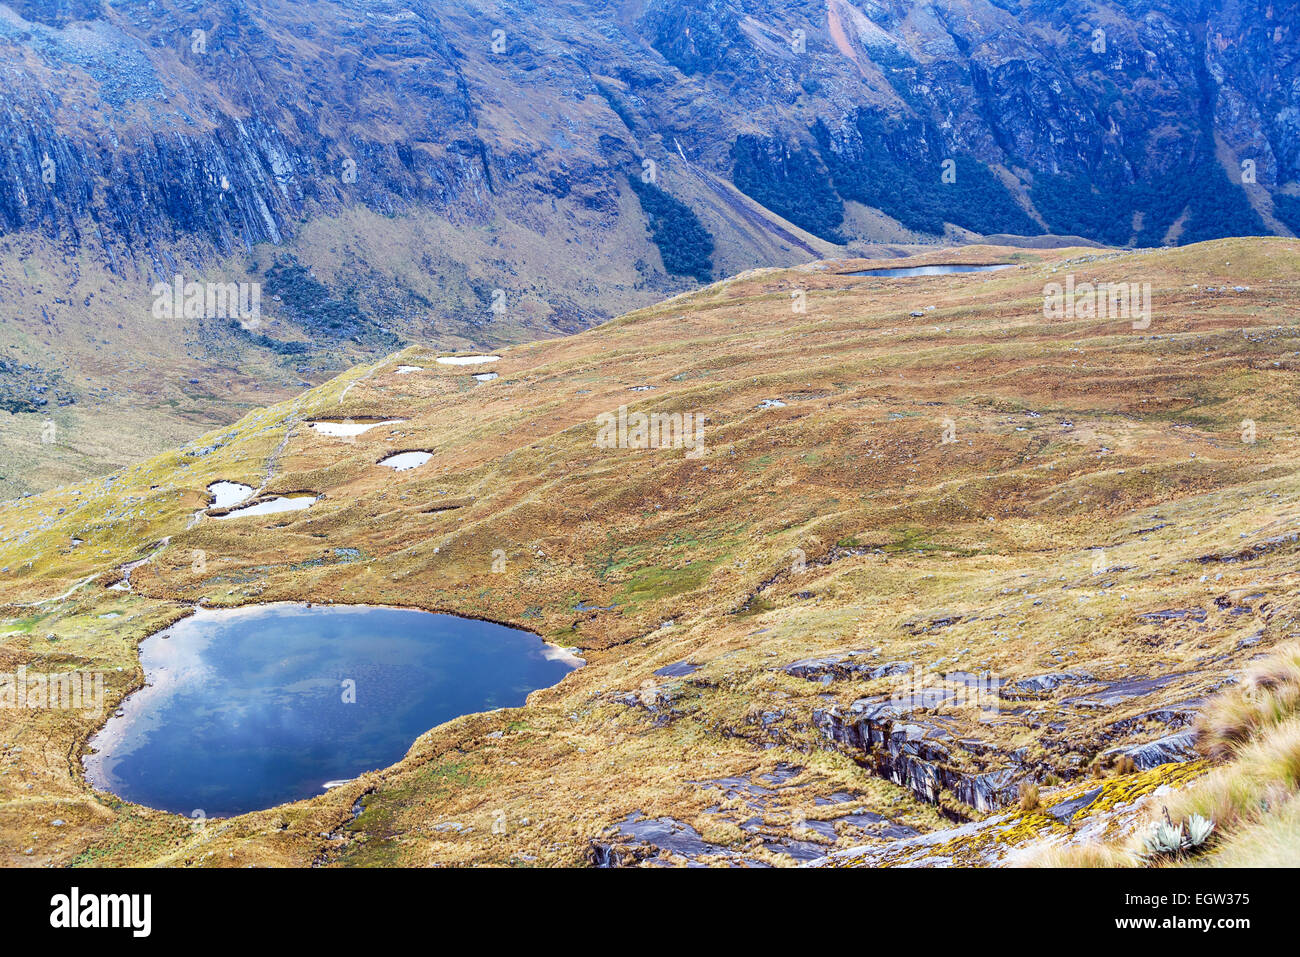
[2, 0, 1295, 271]
[4, 0, 103, 27]
[691, 0, 1297, 245]
[0, 0, 489, 261]
[1207, 0, 1300, 184]
[2, 0, 1298, 494]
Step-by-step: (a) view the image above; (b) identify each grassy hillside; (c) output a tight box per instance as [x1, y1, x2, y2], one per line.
[2, 237, 1299, 866]
[0, 162, 868, 501]
[0, 197, 685, 500]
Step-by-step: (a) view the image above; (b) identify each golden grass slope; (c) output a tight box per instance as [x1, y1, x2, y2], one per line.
[2, 238, 1299, 866]
[0, 189, 689, 500]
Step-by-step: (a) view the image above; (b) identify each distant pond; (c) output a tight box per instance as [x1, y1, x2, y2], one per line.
[83, 604, 581, 816]
[845, 263, 1014, 278]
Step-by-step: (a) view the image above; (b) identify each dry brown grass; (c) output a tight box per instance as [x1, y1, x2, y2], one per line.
[1018, 781, 1040, 811]
[1203, 793, 1300, 867]
[4, 237, 1300, 866]
[1197, 643, 1300, 760]
[1023, 842, 1137, 868]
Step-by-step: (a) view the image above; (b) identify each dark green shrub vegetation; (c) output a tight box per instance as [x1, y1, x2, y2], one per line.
[1029, 172, 1134, 245]
[812, 116, 1040, 237]
[626, 176, 715, 282]
[1032, 158, 1267, 246]
[264, 260, 367, 337]
[227, 319, 307, 355]
[1179, 157, 1267, 244]
[801, 106, 1266, 245]
[1274, 194, 1300, 235]
[730, 135, 845, 242]
[939, 157, 1041, 236]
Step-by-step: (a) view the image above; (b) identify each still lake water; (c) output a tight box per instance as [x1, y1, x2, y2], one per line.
[846, 263, 1013, 278]
[83, 604, 580, 816]
[215, 494, 318, 520]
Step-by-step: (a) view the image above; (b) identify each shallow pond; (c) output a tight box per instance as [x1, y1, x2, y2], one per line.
[207, 482, 254, 509]
[378, 451, 431, 471]
[845, 263, 1013, 278]
[308, 418, 405, 437]
[215, 494, 318, 520]
[83, 604, 580, 816]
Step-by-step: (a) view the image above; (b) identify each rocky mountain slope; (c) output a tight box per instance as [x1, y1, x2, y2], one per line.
[3, 0, 1298, 495]
[5, 0, 1298, 255]
[2, 236, 1298, 866]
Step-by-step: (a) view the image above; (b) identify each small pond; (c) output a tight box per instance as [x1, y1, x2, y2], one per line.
[207, 482, 254, 509]
[215, 494, 318, 520]
[83, 604, 581, 816]
[436, 355, 500, 366]
[845, 263, 1013, 278]
[378, 451, 432, 471]
[308, 419, 405, 437]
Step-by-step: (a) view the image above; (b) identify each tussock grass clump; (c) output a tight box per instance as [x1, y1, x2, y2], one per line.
[1022, 643, 1300, 867]
[1204, 793, 1300, 868]
[1018, 781, 1040, 812]
[1088, 752, 1135, 779]
[1196, 643, 1300, 760]
[1168, 717, 1300, 826]
[1025, 843, 1137, 868]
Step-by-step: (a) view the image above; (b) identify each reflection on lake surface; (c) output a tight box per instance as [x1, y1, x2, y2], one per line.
[215, 494, 318, 520]
[83, 604, 581, 816]
[206, 482, 254, 509]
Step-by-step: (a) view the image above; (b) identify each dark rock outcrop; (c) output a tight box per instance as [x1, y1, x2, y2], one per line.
[1103, 730, 1200, 770]
[1047, 786, 1104, 825]
[814, 698, 1021, 812]
[783, 651, 910, 682]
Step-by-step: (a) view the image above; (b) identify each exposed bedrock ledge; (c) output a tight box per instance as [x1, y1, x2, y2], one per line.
[814, 689, 1207, 811]
[782, 650, 911, 682]
[0, 101, 498, 272]
[813, 699, 1022, 813]
[1103, 730, 1201, 770]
